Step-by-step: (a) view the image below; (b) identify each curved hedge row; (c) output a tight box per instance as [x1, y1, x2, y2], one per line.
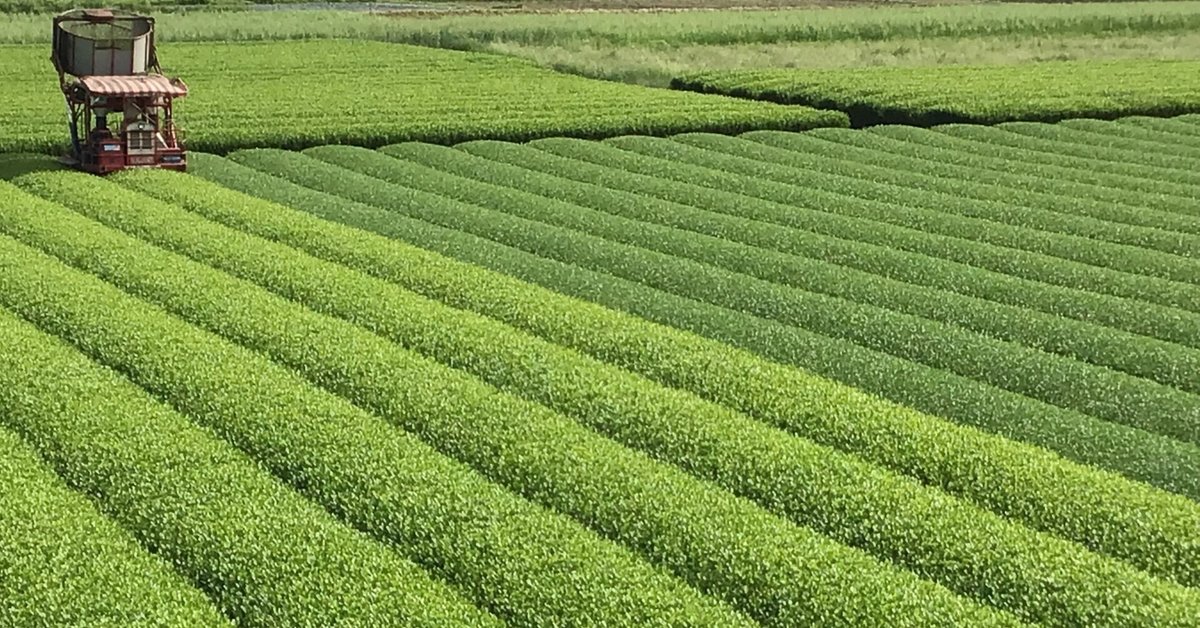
[0, 234, 493, 627]
[0, 418, 228, 627]
[743, 129, 1200, 235]
[10, 173, 990, 628]
[1024, 120, 1200, 163]
[187, 150, 1200, 504]
[819, 127, 1200, 215]
[917, 123, 1200, 189]
[84, 168, 1200, 625]
[361, 141, 1200, 387]
[521, 135, 1200, 312]
[602, 135, 1200, 279]
[1062, 120, 1200, 166]
[156, 156, 1200, 591]
[1122, 115, 1200, 147]
[234, 147, 1200, 447]
[936, 124, 1200, 175]
[870, 124, 1200, 197]
[0, 187, 761, 627]
[425, 137, 1200, 347]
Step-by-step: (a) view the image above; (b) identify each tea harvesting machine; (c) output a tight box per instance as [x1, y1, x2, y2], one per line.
[51, 8, 188, 174]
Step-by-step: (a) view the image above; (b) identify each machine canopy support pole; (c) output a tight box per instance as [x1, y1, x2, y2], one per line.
[63, 96, 80, 157]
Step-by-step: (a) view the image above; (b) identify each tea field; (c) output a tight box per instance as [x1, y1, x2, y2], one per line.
[1, 115, 1198, 626]
[0, 39, 842, 154]
[674, 59, 1200, 125]
[4, 1, 1200, 623]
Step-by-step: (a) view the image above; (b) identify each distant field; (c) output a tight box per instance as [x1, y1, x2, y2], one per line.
[0, 0, 932, 14]
[373, 1, 1200, 47]
[4, 1, 1200, 44]
[0, 40, 842, 154]
[673, 60, 1200, 124]
[0, 0, 460, 12]
[443, 1, 1200, 83]
[0, 0, 1121, 14]
[5, 2, 1200, 85]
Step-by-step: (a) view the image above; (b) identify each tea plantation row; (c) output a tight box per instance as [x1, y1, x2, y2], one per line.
[0, 117, 1196, 626]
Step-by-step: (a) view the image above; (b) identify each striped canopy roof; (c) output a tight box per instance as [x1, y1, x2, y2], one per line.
[78, 74, 187, 97]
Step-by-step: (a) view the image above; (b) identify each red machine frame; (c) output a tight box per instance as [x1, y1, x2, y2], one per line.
[52, 9, 188, 174]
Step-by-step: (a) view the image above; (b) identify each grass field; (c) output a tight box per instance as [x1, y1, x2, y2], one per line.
[361, 1, 1200, 47]
[488, 30, 1200, 84]
[387, 1, 1200, 83]
[0, 0, 980, 11]
[5, 1, 1200, 44]
[0, 39, 842, 154]
[5, 3, 1200, 85]
[1, 115, 1198, 625]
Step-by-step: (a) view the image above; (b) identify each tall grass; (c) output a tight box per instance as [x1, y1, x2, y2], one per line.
[4, 2, 1200, 45]
[381, 2, 1200, 47]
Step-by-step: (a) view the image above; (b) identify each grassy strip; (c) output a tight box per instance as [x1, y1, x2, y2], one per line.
[363, 141, 1200, 387]
[672, 60, 1200, 126]
[936, 123, 1200, 174]
[424, 137, 1200, 342]
[753, 128, 1200, 232]
[520, 134, 1200, 312]
[603, 135, 1200, 278]
[825, 125, 1200, 214]
[899, 122, 1200, 189]
[246, 147, 1200, 445]
[189, 151, 1200, 503]
[59, 172, 1112, 625]
[0, 420, 229, 627]
[171, 156, 1200, 581]
[0, 197, 750, 627]
[8, 174, 972, 628]
[0, 235, 494, 627]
